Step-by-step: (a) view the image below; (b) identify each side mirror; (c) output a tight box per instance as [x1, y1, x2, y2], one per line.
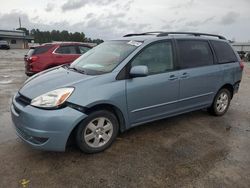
[130, 65, 148, 78]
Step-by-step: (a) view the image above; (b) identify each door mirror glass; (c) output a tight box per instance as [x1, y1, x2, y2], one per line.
[130, 65, 148, 78]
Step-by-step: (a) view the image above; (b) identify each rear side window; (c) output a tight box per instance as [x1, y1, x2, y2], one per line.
[131, 41, 174, 75]
[210, 41, 237, 63]
[55, 45, 77, 54]
[32, 45, 52, 55]
[177, 40, 214, 69]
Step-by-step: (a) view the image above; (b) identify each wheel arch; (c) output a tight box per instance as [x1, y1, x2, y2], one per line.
[66, 102, 127, 148]
[84, 103, 127, 133]
[218, 83, 234, 99]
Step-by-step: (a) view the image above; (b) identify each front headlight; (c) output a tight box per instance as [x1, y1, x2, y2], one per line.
[31, 88, 74, 109]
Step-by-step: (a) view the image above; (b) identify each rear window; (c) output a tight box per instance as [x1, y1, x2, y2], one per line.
[28, 45, 52, 56]
[210, 41, 237, 63]
[27, 49, 35, 57]
[177, 40, 214, 69]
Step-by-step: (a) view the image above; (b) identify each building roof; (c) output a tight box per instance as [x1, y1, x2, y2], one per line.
[232, 42, 250, 46]
[0, 29, 34, 40]
[0, 29, 24, 33]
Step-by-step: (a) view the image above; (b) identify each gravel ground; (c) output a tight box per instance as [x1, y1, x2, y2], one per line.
[0, 49, 249, 188]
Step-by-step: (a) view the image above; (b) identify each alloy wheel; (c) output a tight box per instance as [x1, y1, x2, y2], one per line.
[84, 117, 113, 148]
[216, 92, 229, 113]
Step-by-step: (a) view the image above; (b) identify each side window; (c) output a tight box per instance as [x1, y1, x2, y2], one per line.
[131, 42, 174, 75]
[78, 45, 91, 54]
[55, 45, 77, 54]
[177, 40, 214, 69]
[210, 41, 237, 63]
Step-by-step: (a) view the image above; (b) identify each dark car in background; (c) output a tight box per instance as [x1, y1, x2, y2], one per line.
[0, 40, 10, 50]
[24, 42, 94, 76]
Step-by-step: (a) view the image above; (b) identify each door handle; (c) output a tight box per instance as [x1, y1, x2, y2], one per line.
[169, 75, 178, 81]
[180, 72, 189, 79]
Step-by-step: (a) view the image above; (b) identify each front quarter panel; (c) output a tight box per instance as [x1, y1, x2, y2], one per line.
[67, 73, 129, 129]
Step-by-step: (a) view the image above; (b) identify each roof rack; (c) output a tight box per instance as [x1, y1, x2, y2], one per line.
[123, 31, 164, 37]
[123, 31, 226, 40]
[157, 32, 226, 40]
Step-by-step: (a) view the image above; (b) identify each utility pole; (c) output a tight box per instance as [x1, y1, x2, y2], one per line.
[19, 17, 22, 28]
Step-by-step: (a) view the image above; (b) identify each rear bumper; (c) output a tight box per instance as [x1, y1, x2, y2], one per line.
[11, 94, 87, 151]
[233, 81, 241, 94]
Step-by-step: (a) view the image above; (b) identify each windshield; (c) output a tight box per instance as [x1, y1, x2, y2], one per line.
[70, 40, 142, 75]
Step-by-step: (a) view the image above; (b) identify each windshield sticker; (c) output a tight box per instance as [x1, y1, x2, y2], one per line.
[127, 40, 143, 47]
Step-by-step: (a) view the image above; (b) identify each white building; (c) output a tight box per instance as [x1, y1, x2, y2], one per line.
[231, 42, 250, 53]
[0, 29, 34, 49]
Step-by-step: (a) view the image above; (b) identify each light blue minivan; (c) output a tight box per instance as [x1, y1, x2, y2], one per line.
[11, 32, 244, 153]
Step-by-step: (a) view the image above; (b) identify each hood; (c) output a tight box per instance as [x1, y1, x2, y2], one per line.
[19, 67, 94, 99]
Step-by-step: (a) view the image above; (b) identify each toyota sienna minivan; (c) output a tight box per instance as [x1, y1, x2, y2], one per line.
[11, 32, 244, 153]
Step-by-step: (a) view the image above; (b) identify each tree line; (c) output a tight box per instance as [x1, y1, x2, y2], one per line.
[17, 28, 104, 44]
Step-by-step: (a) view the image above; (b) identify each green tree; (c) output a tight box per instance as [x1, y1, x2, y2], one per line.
[16, 27, 29, 36]
[61, 30, 70, 41]
[29, 28, 101, 44]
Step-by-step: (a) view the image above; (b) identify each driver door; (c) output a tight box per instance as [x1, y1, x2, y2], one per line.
[126, 41, 180, 125]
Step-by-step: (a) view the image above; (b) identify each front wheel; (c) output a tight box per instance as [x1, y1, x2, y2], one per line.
[208, 88, 231, 116]
[76, 110, 119, 153]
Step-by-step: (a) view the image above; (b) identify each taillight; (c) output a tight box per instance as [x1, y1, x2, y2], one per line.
[239, 60, 244, 70]
[29, 56, 38, 63]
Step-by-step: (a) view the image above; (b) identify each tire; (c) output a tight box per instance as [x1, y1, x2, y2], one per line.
[26, 72, 35, 77]
[208, 88, 231, 116]
[76, 110, 119, 153]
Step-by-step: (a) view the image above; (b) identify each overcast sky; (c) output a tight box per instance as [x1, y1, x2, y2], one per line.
[0, 0, 249, 41]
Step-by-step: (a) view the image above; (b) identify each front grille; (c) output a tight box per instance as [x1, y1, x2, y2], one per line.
[15, 93, 31, 106]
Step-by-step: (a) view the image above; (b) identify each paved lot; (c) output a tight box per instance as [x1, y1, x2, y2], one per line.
[0, 49, 249, 188]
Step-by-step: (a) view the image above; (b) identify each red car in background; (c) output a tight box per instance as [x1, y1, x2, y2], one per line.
[24, 42, 94, 76]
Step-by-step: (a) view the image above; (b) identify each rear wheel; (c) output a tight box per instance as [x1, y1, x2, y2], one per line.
[208, 88, 231, 116]
[76, 110, 119, 153]
[26, 72, 35, 77]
